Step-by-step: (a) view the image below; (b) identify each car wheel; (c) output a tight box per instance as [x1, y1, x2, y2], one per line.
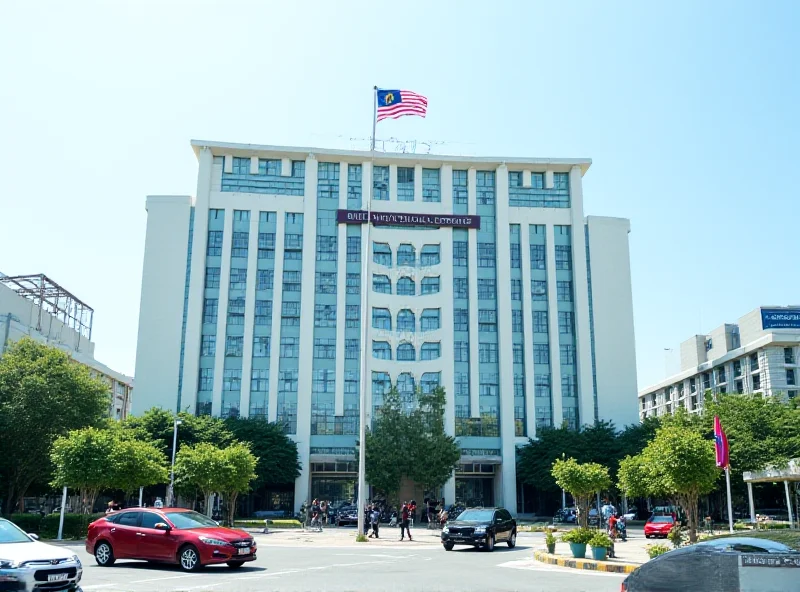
[94, 541, 115, 567]
[179, 544, 203, 572]
[645, 534, 650, 539]
[485, 534, 495, 552]
[443, 542, 454, 551]
[227, 561, 245, 569]
[507, 531, 517, 548]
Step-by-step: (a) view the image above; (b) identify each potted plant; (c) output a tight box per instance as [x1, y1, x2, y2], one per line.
[560, 528, 593, 558]
[545, 530, 557, 554]
[588, 531, 613, 561]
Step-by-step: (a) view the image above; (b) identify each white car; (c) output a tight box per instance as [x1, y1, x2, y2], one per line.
[0, 518, 83, 591]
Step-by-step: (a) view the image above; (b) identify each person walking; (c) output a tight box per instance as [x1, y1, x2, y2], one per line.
[320, 500, 328, 525]
[399, 502, 413, 541]
[369, 505, 380, 538]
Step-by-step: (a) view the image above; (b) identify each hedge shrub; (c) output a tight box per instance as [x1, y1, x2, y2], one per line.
[9, 514, 43, 533]
[11, 513, 106, 539]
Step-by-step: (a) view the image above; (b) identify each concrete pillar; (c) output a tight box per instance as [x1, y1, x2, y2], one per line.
[747, 482, 756, 524]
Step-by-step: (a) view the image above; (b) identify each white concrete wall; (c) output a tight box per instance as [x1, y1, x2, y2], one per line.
[132, 195, 193, 415]
[680, 335, 706, 371]
[586, 216, 639, 428]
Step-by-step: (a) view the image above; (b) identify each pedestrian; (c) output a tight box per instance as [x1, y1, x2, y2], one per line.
[154, 497, 164, 509]
[320, 500, 328, 525]
[106, 501, 116, 515]
[426, 498, 437, 529]
[399, 502, 413, 541]
[409, 500, 417, 528]
[369, 505, 380, 538]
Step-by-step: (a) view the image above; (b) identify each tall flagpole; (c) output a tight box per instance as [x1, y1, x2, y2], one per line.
[725, 465, 734, 533]
[356, 86, 378, 539]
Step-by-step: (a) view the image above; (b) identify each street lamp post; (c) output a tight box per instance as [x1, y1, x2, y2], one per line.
[169, 418, 182, 506]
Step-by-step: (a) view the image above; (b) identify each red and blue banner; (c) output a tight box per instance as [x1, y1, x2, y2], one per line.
[714, 415, 730, 468]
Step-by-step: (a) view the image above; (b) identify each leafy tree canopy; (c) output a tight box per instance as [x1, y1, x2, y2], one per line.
[551, 457, 611, 528]
[224, 417, 301, 487]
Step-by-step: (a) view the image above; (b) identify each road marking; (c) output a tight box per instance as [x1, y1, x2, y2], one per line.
[497, 558, 627, 578]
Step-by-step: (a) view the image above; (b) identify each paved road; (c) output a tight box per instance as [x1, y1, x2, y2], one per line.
[69, 532, 626, 592]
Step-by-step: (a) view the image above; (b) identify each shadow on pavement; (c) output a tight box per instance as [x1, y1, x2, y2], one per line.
[101, 561, 266, 573]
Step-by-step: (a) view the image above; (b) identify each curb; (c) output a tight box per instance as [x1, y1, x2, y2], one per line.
[533, 550, 638, 574]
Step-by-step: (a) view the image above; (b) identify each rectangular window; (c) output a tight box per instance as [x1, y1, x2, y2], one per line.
[283, 270, 301, 292]
[533, 343, 549, 364]
[203, 298, 218, 324]
[454, 308, 468, 332]
[555, 245, 572, 270]
[788, 369, 796, 386]
[750, 353, 759, 370]
[478, 279, 496, 299]
[372, 274, 391, 294]
[314, 338, 336, 359]
[347, 236, 361, 262]
[421, 276, 440, 295]
[227, 297, 245, 325]
[421, 343, 440, 360]
[373, 243, 392, 266]
[314, 304, 336, 327]
[285, 234, 303, 250]
[560, 344, 575, 365]
[346, 273, 360, 294]
[509, 279, 520, 301]
[453, 277, 468, 299]
[420, 245, 441, 266]
[231, 231, 249, 258]
[535, 374, 550, 398]
[454, 341, 469, 362]
[280, 337, 299, 358]
[259, 212, 276, 223]
[785, 347, 795, 364]
[531, 280, 547, 301]
[207, 230, 223, 256]
[223, 369, 242, 391]
[253, 336, 270, 358]
[478, 309, 497, 332]
[558, 311, 574, 334]
[733, 359, 742, 377]
[346, 339, 359, 359]
[316, 236, 337, 261]
[510, 243, 521, 268]
[256, 269, 273, 291]
[372, 308, 391, 330]
[453, 241, 468, 267]
[421, 309, 441, 331]
[530, 245, 545, 270]
[753, 373, 761, 390]
[422, 168, 440, 202]
[557, 280, 573, 302]
[315, 272, 337, 294]
[346, 304, 360, 328]
[198, 368, 214, 391]
[258, 233, 275, 259]
[285, 212, 303, 225]
[229, 268, 247, 290]
[317, 162, 340, 200]
[513, 343, 523, 364]
[225, 335, 243, 357]
[561, 375, 577, 398]
[281, 301, 300, 326]
[533, 311, 548, 333]
[397, 167, 415, 201]
[512, 310, 522, 332]
[373, 341, 392, 360]
[478, 243, 495, 268]
[453, 170, 468, 204]
[373, 165, 389, 200]
[479, 343, 498, 363]
[205, 267, 220, 289]
[251, 368, 269, 392]
[476, 171, 495, 205]
[254, 299, 272, 325]
[201, 335, 216, 356]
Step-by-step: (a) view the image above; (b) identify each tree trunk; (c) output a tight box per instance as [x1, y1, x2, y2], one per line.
[227, 493, 238, 526]
[204, 491, 214, 517]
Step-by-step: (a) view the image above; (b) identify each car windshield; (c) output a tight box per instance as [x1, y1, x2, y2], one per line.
[456, 510, 494, 522]
[0, 520, 33, 543]
[698, 538, 796, 553]
[165, 511, 221, 529]
[650, 516, 673, 523]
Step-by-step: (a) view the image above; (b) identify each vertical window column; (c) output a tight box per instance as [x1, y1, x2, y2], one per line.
[545, 224, 564, 427]
[212, 209, 234, 417]
[467, 167, 480, 418]
[239, 210, 261, 418]
[335, 162, 349, 417]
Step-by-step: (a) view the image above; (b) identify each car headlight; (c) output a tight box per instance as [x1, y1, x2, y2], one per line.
[474, 527, 486, 534]
[442, 526, 449, 534]
[199, 536, 231, 546]
[70, 554, 81, 567]
[0, 559, 20, 569]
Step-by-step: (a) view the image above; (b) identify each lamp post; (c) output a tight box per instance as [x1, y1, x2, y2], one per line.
[169, 418, 182, 506]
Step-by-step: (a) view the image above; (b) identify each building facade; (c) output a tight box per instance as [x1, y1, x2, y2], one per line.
[133, 140, 638, 514]
[0, 274, 133, 419]
[639, 307, 800, 420]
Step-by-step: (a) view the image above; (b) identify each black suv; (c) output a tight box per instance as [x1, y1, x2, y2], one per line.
[441, 507, 517, 552]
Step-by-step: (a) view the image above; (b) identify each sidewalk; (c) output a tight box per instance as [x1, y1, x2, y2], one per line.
[250, 525, 443, 547]
[535, 532, 652, 572]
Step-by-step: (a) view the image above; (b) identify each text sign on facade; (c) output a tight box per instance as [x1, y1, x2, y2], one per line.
[741, 554, 800, 568]
[761, 309, 800, 329]
[336, 209, 480, 229]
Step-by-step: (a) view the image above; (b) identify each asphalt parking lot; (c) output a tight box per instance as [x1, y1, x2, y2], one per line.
[68, 531, 625, 592]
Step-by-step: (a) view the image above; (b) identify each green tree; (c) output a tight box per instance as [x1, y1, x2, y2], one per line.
[218, 443, 258, 526]
[123, 408, 233, 456]
[407, 387, 460, 495]
[364, 388, 408, 503]
[224, 417, 300, 488]
[51, 427, 116, 513]
[0, 338, 109, 514]
[618, 425, 718, 542]
[551, 457, 611, 528]
[107, 431, 169, 496]
[174, 442, 229, 517]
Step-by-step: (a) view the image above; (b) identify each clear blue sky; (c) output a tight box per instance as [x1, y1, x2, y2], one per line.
[1, 1, 798, 391]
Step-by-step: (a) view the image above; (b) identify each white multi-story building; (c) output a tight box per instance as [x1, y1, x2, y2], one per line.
[0, 273, 133, 419]
[639, 306, 800, 420]
[133, 140, 638, 514]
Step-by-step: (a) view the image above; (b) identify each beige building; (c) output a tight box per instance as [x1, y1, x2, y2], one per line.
[0, 273, 133, 419]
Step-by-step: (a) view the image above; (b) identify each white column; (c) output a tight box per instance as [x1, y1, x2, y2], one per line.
[747, 482, 756, 524]
[239, 212, 260, 418]
[570, 166, 595, 426]
[495, 165, 517, 514]
[519, 222, 537, 438]
[334, 162, 349, 416]
[294, 155, 318, 511]
[249, 157, 258, 175]
[212, 209, 234, 416]
[223, 155, 233, 173]
[281, 158, 292, 177]
[467, 167, 480, 418]
[180, 147, 213, 414]
[546, 224, 563, 425]
[440, 164, 455, 437]
[786, 481, 795, 529]
[414, 164, 423, 202]
[267, 212, 286, 423]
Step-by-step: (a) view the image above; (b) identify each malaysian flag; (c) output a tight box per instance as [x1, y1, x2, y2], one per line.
[713, 415, 730, 468]
[376, 89, 428, 121]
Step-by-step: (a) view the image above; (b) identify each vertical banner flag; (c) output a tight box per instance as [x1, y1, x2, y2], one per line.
[376, 89, 428, 121]
[713, 415, 730, 468]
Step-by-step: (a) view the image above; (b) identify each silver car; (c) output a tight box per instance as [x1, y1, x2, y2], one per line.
[0, 518, 83, 591]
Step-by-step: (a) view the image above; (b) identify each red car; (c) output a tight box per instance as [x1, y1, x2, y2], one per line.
[644, 515, 676, 538]
[86, 507, 257, 571]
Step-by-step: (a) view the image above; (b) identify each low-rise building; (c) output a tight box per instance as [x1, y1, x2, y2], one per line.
[639, 306, 800, 419]
[0, 273, 133, 419]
